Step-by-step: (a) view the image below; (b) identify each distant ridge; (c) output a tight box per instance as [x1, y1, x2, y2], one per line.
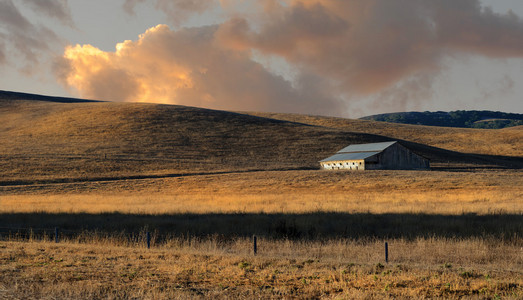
[360, 110, 523, 129]
[0, 90, 102, 103]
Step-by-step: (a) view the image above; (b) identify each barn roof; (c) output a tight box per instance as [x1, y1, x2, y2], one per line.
[319, 151, 380, 162]
[319, 141, 397, 163]
[336, 141, 397, 153]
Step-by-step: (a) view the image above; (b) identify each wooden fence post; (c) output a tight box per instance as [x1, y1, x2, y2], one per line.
[146, 232, 151, 249]
[253, 235, 257, 255]
[385, 242, 389, 263]
[55, 227, 59, 243]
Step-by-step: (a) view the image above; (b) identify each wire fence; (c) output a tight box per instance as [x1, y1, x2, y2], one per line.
[1, 226, 521, 264]
[0, 225, 403, 263]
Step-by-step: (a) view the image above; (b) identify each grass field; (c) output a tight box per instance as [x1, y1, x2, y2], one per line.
[1, 238, 521, 299]
[1, 170, 521, 215]
[0, 92, 522, 298]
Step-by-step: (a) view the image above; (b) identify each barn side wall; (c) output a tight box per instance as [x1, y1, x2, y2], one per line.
[365, 143, 430, 170]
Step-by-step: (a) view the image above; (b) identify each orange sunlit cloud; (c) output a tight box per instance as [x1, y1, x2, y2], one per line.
[60, 26, 194, 104]
[55, 24, 342, 114]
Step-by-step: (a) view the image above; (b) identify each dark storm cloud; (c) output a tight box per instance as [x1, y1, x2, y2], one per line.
[0, 0, 71, 73]
[22, 0, 74, 26]
[217, 0, 523, 97]
[123, 0, 216, 25]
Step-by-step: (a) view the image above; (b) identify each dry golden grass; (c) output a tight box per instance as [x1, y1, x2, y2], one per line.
[1, 170, 521, 215]
[248, 112, 523, 157]
[0, 99, 366, 181]
[1, 95, 522, 298]
[1, 238, 521, 299]
[1, 98, 522, 183]
[1, 169, 520, 298]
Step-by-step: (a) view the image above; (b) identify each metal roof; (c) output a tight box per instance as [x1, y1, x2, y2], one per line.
[320, 151, 380, 162]
[336, 141, 396, 153]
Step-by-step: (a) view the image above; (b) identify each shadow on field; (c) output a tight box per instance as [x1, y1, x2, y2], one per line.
[1, 212, 521, 242]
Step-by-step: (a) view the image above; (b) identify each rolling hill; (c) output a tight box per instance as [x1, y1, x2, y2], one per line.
[360, 110, 523, 129]
[247, 112, 523, 157]
[0, 90, 522, 184]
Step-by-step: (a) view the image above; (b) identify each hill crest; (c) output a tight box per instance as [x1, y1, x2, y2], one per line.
[0, 90, 102, 103]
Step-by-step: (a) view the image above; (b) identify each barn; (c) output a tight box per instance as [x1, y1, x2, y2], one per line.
[319, 141, 430, 170]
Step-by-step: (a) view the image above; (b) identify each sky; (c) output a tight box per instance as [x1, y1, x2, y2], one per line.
[1, 0, 523, 118]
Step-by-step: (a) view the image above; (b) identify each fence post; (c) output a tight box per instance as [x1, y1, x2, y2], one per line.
[253, 235, 257, 255]
[55, 227, 59, 243]
[385, 242, 389, 263]
[146, 231, 151, 249]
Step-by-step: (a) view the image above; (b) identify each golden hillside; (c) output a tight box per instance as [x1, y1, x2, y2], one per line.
[248, 112, 523, 157]
[1, 91, 522, 183]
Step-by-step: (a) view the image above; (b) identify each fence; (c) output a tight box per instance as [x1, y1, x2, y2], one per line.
[0, 227, 393, 262]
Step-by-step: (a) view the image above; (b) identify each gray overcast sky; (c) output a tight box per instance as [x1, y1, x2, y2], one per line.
[1, 0, 523, 117]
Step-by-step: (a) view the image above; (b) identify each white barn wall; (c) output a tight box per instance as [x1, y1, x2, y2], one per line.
[320, 159, 365, 170]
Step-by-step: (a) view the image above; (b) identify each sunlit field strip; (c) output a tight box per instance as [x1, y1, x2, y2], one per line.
[1, 191, 521, 215]
[1, 170, 521, 215]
